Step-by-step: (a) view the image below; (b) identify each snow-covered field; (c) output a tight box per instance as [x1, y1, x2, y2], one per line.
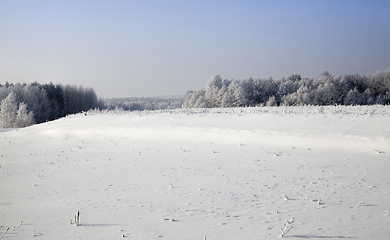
[1, 105, 389, 239]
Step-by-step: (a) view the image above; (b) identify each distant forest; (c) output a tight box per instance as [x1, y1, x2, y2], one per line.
[105, 97, 183, 111]
[0, 82, 104, 127]
[1, 68, 389, 128]
[183, 69, 390, 108]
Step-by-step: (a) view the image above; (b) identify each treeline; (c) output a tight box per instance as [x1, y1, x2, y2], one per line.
[0, 82, 104, 128]
[183, 69, 390, 108]
[105, 97, 183, 111]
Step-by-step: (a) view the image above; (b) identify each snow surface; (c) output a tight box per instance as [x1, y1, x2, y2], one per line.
[1, 105, 389, 239]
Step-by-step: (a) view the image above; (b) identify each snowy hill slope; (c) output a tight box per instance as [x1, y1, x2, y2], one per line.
[1, 106, 389, 239]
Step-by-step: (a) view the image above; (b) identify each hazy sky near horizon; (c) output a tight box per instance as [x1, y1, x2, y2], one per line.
[1, 1, 390, 98]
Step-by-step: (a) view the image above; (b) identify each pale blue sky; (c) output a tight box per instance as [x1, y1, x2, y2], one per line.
[1, 0, 390, 98]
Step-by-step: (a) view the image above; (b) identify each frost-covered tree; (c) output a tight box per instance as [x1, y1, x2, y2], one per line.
[0, 92, 35, 128]
[266, 96, 277, 106]
[295, 85, 312, 105]
[194, 94, 207, 108]
[242, 78, 255, 106]
[15, 102, 35, 127]
[17, 84, 50, 123]
[367, 69, 390, 98]
[205, 75, 223, 107]
[228, 80, 247, 107]
[314, 82, 338, 105]
[218, 84, 231, 107]
[345, 87, 362, 105]
[183, 91, 196, 108]
[183, 90, 206, 108]
[277, 74, 301, 103]
[362, 88, 375, 105]
[0, 92, 18, 128]
[253, 77, 277, 105]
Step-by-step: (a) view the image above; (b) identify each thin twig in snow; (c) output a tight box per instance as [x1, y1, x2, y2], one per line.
[0, 228, 9, 239]
[375, 149, 385, 154]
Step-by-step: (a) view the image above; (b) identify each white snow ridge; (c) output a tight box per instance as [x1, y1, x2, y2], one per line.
[1, 105, 389, 239]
